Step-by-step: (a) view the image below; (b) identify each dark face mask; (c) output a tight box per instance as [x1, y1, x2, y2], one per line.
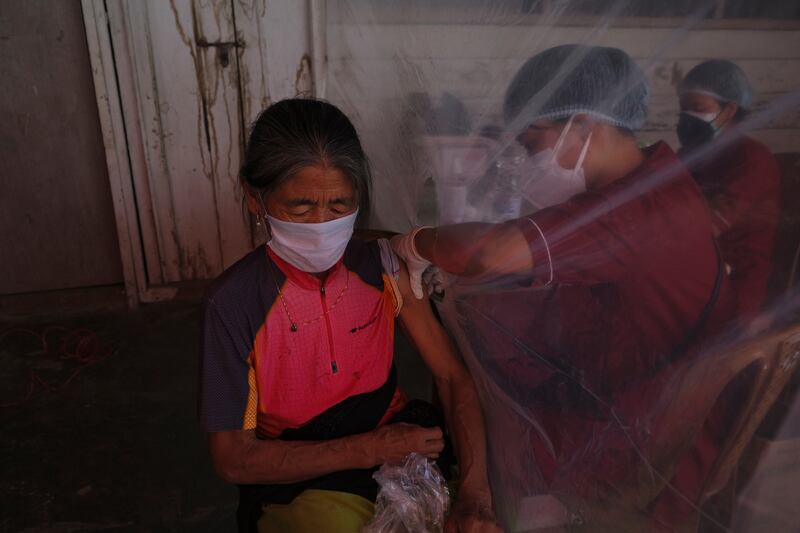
[676, 112, 718, 150]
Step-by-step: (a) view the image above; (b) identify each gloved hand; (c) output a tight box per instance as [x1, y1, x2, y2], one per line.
[390, 227, 432, 299]
[422, 266, 445, 296]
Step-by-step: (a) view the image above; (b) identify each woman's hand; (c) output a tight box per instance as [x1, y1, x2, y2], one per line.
[445, 493, 503, 533]
[365, 423, 445, 466]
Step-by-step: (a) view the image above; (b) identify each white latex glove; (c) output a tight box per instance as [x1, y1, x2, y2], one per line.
[390, 227, 432, 299]
[422, 266, 445, 296]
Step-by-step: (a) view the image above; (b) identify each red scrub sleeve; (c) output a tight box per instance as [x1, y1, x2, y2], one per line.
[510, 195, 634, 286]
[708, 141, 780, 233]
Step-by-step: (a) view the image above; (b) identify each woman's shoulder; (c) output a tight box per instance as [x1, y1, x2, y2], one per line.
[204, 246, 271, 309]
[343, 237, 386, 290]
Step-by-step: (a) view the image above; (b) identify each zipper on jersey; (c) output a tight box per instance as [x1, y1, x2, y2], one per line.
[320, 284, 338, 374]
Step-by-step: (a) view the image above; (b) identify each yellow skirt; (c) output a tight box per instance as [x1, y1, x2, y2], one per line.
[258, 489, 376, 533]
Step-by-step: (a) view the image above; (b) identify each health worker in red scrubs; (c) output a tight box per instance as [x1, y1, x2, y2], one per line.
[391, 44, 735, 528]
[677, 59, 781, 321]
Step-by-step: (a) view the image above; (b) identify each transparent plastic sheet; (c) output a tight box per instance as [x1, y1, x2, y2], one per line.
[363, 453, 450, 533]
[322, 1, 800, 530]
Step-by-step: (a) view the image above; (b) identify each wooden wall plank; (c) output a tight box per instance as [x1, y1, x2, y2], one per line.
[192, 0, 253, 270]
[83, 0, 144, 307]
[233, 0, 314, 246]
[326, 21, 800, 158]
[234, 0, 271, 125]
[235, 0, 313, 123]
[323, 16, 800, 233]
[329, 24, 800, 61]
[121, 0, 226, 282]
[104, 0, 164, 286]
[328, 57, 800, 102]
[638, 129, 800, 155]
[646, 94, 800, 131]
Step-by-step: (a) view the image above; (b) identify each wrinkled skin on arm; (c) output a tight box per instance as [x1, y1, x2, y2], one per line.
[208, 421, 445, 486]
[205, 255, 500, 531]
[395, 260, 502, 532]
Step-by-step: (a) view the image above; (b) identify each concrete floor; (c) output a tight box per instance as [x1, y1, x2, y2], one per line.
[1, 301, 237, 532]
[0, 295, 432, 533]
[11, 287, 800, 533]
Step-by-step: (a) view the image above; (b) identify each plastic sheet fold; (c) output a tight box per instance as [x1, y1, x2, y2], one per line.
[323, 1, 800, 530]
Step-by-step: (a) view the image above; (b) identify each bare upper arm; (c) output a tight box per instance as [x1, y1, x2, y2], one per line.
[395, 261, 470, 382]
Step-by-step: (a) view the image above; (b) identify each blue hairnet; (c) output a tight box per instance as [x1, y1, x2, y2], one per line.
[503, 44, 649, 131]
[678, 60, 753, 109]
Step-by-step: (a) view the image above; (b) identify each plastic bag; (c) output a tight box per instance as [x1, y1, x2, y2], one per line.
[363, 453, 450, 533]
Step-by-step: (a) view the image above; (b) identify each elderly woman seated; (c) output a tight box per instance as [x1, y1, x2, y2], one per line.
[198, 98, 500, 533]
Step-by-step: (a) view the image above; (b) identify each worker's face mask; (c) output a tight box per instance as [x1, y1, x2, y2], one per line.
[677, 110, 722, 149]
[517, 116, 592, 209]
[265, 209, 358, 273]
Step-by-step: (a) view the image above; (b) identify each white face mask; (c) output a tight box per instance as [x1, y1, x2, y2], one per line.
[266, 209, 358, 273]
[517, 117, 592, 210]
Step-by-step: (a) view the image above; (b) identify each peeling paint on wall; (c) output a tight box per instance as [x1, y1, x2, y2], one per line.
[112, 0, 312, 283]
[295, 53, 313, 96]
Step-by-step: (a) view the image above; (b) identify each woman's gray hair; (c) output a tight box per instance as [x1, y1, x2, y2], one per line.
[240, 98, 372, 225]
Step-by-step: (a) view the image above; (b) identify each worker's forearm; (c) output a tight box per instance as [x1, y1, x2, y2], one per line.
[415, 224, 497, 276]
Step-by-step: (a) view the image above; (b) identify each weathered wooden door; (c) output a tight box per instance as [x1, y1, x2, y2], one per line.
[96, 0, 313, 288]
[113, 0, 252, 284]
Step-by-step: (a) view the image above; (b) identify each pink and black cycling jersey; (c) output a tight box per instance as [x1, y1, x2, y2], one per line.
[199, 238, 405, 439]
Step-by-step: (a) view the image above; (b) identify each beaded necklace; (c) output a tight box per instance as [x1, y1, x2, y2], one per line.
[267, 253, 349, 332]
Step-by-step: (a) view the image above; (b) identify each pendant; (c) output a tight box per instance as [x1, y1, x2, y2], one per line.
[290, 323, 298, 332]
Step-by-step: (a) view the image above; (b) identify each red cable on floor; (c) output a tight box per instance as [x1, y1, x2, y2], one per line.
[0, 326, 114, 408]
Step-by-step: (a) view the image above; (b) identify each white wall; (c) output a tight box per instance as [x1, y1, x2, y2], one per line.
[323, 18, 800, 230]
[83, 2, 800, 283]
[328, 23, 800, 149]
